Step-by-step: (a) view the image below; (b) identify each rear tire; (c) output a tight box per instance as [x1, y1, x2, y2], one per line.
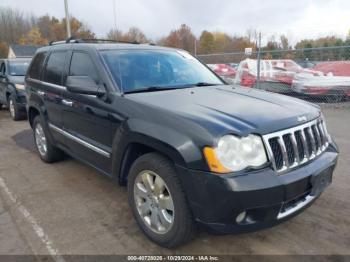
[33, 116, 64, 163]
[8, 95, 23, 121]
[128, 152, 196, 248]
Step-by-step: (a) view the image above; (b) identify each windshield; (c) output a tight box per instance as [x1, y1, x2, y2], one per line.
[100, 49, 223, 93]
[8, 61, 30, 76]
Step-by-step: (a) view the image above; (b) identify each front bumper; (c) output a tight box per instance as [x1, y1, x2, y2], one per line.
[176, 142, 338, 234]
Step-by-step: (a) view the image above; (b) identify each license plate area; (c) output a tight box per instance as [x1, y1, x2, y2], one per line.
[310, 166, 333, 196]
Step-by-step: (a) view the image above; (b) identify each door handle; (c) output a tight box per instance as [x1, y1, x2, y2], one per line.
[37, 91, 45, 96]
[62, 99, 73, 106]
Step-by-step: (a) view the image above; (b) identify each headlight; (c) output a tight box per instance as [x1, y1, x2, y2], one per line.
[204, 134, 267, 173]
[15, 84, 25, 90]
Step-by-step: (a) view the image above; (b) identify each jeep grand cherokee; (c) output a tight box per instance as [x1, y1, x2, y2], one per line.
[25, 38, 339, 248]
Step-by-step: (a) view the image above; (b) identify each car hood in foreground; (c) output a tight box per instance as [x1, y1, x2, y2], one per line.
[126, 85, 320, 136]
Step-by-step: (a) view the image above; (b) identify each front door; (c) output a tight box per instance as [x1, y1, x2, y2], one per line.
[61, 51, 113, 174]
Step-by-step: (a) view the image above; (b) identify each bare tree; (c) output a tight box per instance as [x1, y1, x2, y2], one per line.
[0, 7, 33, 44]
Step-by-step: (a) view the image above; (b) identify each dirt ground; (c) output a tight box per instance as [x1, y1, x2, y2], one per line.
[0, 106, 349, 257]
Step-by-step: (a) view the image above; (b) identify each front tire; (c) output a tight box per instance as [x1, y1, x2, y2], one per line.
[33, 116, 64, 163]
[128, 153, 196, 248]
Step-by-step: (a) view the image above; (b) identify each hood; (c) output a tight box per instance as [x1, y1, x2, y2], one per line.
[7, 75, 25, 84]
[126, 85, 320, 136]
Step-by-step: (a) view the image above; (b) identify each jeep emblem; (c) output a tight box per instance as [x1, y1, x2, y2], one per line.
[297, 116, 307, 122]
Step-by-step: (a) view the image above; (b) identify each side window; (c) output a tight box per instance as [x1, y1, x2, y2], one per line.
[43, 52, 67, 85]
[0, 63, 5, 76]
[69, 52, 99, 83]
[28, 52, 47, 79]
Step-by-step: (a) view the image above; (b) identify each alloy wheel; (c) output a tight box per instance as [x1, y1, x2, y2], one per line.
[35, 123, 47, 157]
[9, 99, 15, 118]
[134, 170, 175, 234]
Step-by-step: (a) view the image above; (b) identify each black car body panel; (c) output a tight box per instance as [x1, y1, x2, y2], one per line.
[25, 42, 339, 234]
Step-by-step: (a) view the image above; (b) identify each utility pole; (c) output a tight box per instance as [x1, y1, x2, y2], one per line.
[256, 32, 261, 89]
[194, 39, 197, 57]
[64, 0, 71, 38]
[113, 0, 118, 40]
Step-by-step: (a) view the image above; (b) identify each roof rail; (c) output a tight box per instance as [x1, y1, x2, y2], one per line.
[81, 38, 140, 44]
[49, 37, 140, 46]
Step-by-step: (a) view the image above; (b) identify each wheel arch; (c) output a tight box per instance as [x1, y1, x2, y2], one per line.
[28, 105, 41, 128]
[111, 124, 189, 186]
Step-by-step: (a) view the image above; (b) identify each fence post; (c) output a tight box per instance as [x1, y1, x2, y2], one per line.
[256, 32, 261, 89]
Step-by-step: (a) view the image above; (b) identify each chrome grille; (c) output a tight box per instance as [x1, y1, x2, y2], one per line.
[263, 118, 330, 173]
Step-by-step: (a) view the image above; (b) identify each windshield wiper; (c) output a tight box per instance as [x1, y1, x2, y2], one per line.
[123, 82, 223, 94]
[192, 82, 222, 87]
[123, 86, 180, 94]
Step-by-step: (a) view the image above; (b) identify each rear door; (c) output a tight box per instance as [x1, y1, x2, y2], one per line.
[61, 51, 113, 173]
[30, 50, 69, 146]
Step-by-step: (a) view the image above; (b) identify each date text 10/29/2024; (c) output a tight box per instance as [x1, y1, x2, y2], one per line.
[127, 256, 220, 261]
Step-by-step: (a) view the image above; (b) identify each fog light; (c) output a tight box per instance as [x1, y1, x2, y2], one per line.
[236, 211, 246, 223]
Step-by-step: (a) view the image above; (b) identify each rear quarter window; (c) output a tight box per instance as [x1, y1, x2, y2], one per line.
[28, 52, 47, 79]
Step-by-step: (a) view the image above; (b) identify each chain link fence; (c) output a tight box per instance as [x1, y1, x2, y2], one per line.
[197, 46, 350, 104]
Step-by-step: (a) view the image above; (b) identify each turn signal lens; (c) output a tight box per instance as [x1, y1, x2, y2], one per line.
[203, 147, 231, 174]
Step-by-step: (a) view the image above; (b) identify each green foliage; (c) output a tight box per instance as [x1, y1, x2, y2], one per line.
[199, 31, 215, 54]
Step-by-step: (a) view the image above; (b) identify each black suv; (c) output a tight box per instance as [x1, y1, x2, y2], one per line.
[25, 39, 339, 248]
[0, 58, 31, 120]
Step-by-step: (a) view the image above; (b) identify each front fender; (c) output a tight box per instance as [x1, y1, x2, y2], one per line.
[111, 118, 207, 184]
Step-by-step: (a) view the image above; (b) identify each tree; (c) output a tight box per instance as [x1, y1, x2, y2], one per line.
[68, 17, 95, 39]
[212, 32, 231, 53]
[0, 7, 33, 44]
[107, 29, 124, 41]
[107, 27, 148, 43]
[280, 35, 289, 50]
[36, 15, 59, 40]
[160, 24, 196, 53]
[199, 31, 215, 54]
[18, 27, 48, 45]
[0, 42, 8, 58]
[124, 27, 148, 43]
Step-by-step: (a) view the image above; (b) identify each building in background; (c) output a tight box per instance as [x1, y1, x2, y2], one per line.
[7, 44, 41, 59]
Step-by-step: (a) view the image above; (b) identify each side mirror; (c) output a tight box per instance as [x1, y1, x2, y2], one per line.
[66, 76, 105, 96]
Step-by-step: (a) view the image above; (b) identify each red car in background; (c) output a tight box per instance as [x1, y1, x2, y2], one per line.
[313, 61, 350, 76]
[234, 59, 350, 102]
[292, 61, 350, 102]
[207, 64, 236, 80]
[234, 59, 313, 95]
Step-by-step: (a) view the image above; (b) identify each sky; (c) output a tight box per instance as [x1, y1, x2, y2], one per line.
[1, 0, 349, 44]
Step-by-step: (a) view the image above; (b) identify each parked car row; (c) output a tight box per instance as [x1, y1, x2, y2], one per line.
[0, 58, 31, 120]
[208, 59, 350, 102]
